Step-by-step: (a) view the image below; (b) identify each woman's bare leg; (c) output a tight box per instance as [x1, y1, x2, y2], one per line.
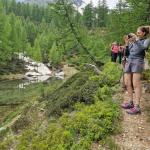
[124, 73, 133, 102]
[132, 73, 142, 106]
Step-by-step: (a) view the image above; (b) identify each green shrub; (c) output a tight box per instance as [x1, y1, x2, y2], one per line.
[143, 69, 150, 82]
[0, 127, 9, 141]
[90, 62, 122, 86]
[46, 71, 100, 116]
[46, 62, 122, 116]
[0, 138, 14, 150]
[15, 100, 120, 150]
[2, 61, 122, 150]
[94, 85, 112, 101]
[102, 62, 122, 84]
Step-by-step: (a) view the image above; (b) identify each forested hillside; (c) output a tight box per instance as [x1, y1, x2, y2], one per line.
[0, 0, 108, 71]
[1, 0, 150, 69]
[0, 0, 150, 149]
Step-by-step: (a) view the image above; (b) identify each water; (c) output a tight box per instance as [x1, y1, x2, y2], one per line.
[0, 77, 62, 126]
[0, 80, 23, 105]
[0, 79, 23, 125]
[0, 79, 43, 125]
[0, 53, 64, 127]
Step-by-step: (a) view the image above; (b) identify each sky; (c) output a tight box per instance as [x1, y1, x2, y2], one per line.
[83, 0, 119, 9]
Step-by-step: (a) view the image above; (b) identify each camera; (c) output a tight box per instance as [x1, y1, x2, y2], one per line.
[127, 34, 132, 39]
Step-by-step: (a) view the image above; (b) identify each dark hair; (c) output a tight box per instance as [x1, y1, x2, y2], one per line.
[138, 26, 150, 36]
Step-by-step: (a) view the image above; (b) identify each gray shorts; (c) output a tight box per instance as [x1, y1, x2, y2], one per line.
[124, 59, 144, 73]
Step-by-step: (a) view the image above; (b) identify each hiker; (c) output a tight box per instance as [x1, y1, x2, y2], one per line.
[121, 34, 137, 90]
[111, 41, 119, 62]
[118, 44, 124, 64]
[122, 34, 137, 72]
[121, 26, 150, 115]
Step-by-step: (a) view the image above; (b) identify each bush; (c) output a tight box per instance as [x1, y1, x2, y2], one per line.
[143, 69, 150, 82]
[1, 61, 122, 150]
[46, 71, 100, 116]
[46, 62, 122, 116]
[16, 100, 120, 150]
[90, 62, 122, 86]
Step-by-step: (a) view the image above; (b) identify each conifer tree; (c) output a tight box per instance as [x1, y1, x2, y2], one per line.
[0, 13, 11, 63]
[9, 0, 17, 14]
[83, 2, 94, 29]
[97, 0, 108, 27]
[33, 37, 42, 61]
[9, 13, 19, 54]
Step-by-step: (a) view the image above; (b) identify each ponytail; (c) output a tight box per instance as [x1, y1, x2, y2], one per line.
[143, 26, 150, 35]
[138, 26, 150, 36]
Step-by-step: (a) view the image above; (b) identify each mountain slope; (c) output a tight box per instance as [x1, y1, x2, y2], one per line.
[16, 0, 54, 6]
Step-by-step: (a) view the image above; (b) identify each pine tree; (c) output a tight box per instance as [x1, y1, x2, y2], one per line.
[97, 0, 108, 27]
[33, 37, 42, 61]
[20, 27, 27, 54]
[83, 2, 94, 29]
[97, 0, 102, 27]
[0, 12, 11, 63]
[49, 42, 62, 66]
[9, 0, 17, 14]
[25, 20, 37, 46]
[126, 0, 150, 25]
[9, 13, 19, 54]
[1, 0, 8, 14]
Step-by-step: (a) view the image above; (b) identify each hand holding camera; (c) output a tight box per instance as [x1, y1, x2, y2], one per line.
[124, 33, 137, 45]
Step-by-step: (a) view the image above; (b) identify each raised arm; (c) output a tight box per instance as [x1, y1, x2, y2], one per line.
[135, 38, 150, 51]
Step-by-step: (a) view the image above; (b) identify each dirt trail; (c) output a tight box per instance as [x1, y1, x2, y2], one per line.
[115, 87, 150, 150]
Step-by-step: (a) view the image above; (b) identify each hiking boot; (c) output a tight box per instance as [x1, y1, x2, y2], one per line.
[126, 106, 141, 115]
[121, 102, 134, 109]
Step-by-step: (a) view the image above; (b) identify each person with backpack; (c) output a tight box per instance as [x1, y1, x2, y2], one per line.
[118, 44, 124, 64]
[111, 41, 119, 62]
[121, 26, 150, 115]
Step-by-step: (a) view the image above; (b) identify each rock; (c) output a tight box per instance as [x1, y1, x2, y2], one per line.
[31, 61, 38, 66]
[143, 83, 150, 93]
[25, 65, 35, 71]
[55, 71, 65, 79]
[55, 71, 65, 76]
[147, 137, 150, 141]
[17, 53, 57, 88]
[139, 138, 143, 141]
[0, 127, 6, 131]
[25, 72, 42, 77]
[37, 63, 52, 75]
[36, 75, 51, 82]
[84, 63, 101, 74]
